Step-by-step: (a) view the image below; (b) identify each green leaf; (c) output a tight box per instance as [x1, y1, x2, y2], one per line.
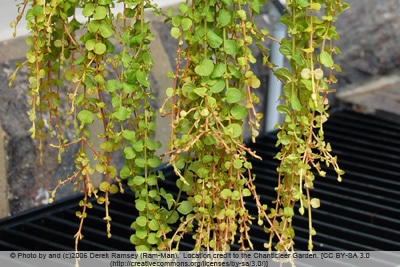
[95, 163, 107, 174]
[122, 130, 136, 140]
[276, 104, 290, 114]
[147, 232, 158, 245]
[109, 184, 118, 194]
[242, 188, 251, 197]
[135, 200, 146, 212]
[135, 158, 146, 168]
[136, 70, 150, 87]
[136, 216, 147, 227]
[135, 244, 149, 251]
[135, 227, 147, 239]
[279, 39, 292, 57]
[284, 206, 294, 217]
[170, 27, 180, 39]
[230, 105, 247, 120]
[120, 166, 130, 179]
[77, 110, 94, 125]
[85, 39, 96, 51]
[211, 63, 226, 78]
[94, 42, 107, 55]
[233, 158, 243, 169]
[98, 0, 112, 5]
[178, 2, 188, 14]
[148, 157, 161, 168]
[148, 219, 159, 231]
[310, 3, 321, 10]
[274, 68, 291, 81]
[221, 189, 232, 199]
[310, 198, 320, 208]
[100, 140, 114, 152]
[319, 51, 334, 67]
[172, 15, 182, 27]
[132, 176, 145, 186]
[296, 0, 310, 7]
[226, 87, 243, 103]
[99, 20, 113, 38]
[224, 124, 242, 138]
[218, 9, 232, 27]
[290, 94, 302, 111]
[99, 181, 110, 192]
[113, 106, 129, 121]
[195, 59, 214, 77]
[194, 87, 208, 97]
[181, 18, 192, 31]
[250, 0, 262, 14]
[210, 80, 225, 93]
[93, 6, 108, 20]
[122, 82, 135, 93]
[82, 3, 95, 17]
[124, 147, 136, 159]
[224, 40, 238, 55]
[88, 20, 99, 33]
[177, 200, 193, 215]
[132, 140, 144, 152]
[166, 210, 179, 224]
[206, 30, 223, 48]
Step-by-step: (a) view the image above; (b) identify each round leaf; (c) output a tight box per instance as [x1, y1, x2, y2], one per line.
[224, 124, 242, 138]
[120, 166, 130, 179]
[284, 206, 294, 217]
[226, 87, 243, 103]
[124, 147, 136, 159]
[310, 198, 320, 208]
[148, 219, 159, 231]
[210, 80, 225, 93]
[99, 21, 113, 38]
[109, 184, 118, 194]
[319, 51, 334, 67]
[93, 6, 108, 20]
[221, 189, 232, 199]
[218, 9, 232, 27]
[85, 39, 96, 51]
[195, 59, 214, 77]
[170, 27, 180, 39]
[82, 3, 95, 17]
[136, 216, 147, 227]
[224, 40, 238, 55]
[206, 30, 223, 48]
[177, 200, 193, 215]
[77, 110, 94, 125]
[94, 42, 107, 55]
[135, 199, 146, 212]
[181, 18, 193, 31]
[230, 105, 247, 120]
[99, 181, 110, 192]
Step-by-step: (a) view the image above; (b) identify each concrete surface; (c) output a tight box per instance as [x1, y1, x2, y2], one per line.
[0, 126, 9, 218]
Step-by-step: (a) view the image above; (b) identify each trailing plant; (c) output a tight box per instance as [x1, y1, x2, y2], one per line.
[268, 0, 348, 251]
[10, 0, 170, 251]
[9, 0, 348, 253]
[160, 0, 269, 251]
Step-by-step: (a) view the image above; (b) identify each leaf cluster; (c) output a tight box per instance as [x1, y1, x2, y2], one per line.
[9, 0, 348, 253]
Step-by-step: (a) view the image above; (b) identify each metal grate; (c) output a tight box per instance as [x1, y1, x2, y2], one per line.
[0, 108, 399, 251]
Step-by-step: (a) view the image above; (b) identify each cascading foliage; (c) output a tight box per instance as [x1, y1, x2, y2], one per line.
[161, 0, 268, 251]
[10, 0, 348, 252]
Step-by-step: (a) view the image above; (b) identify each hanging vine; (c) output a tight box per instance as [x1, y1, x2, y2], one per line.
[10, 0, 170, 251]
[160, 0, 273, 251]
[267, 0, 348, 251]
[9, 0, 348, 253]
